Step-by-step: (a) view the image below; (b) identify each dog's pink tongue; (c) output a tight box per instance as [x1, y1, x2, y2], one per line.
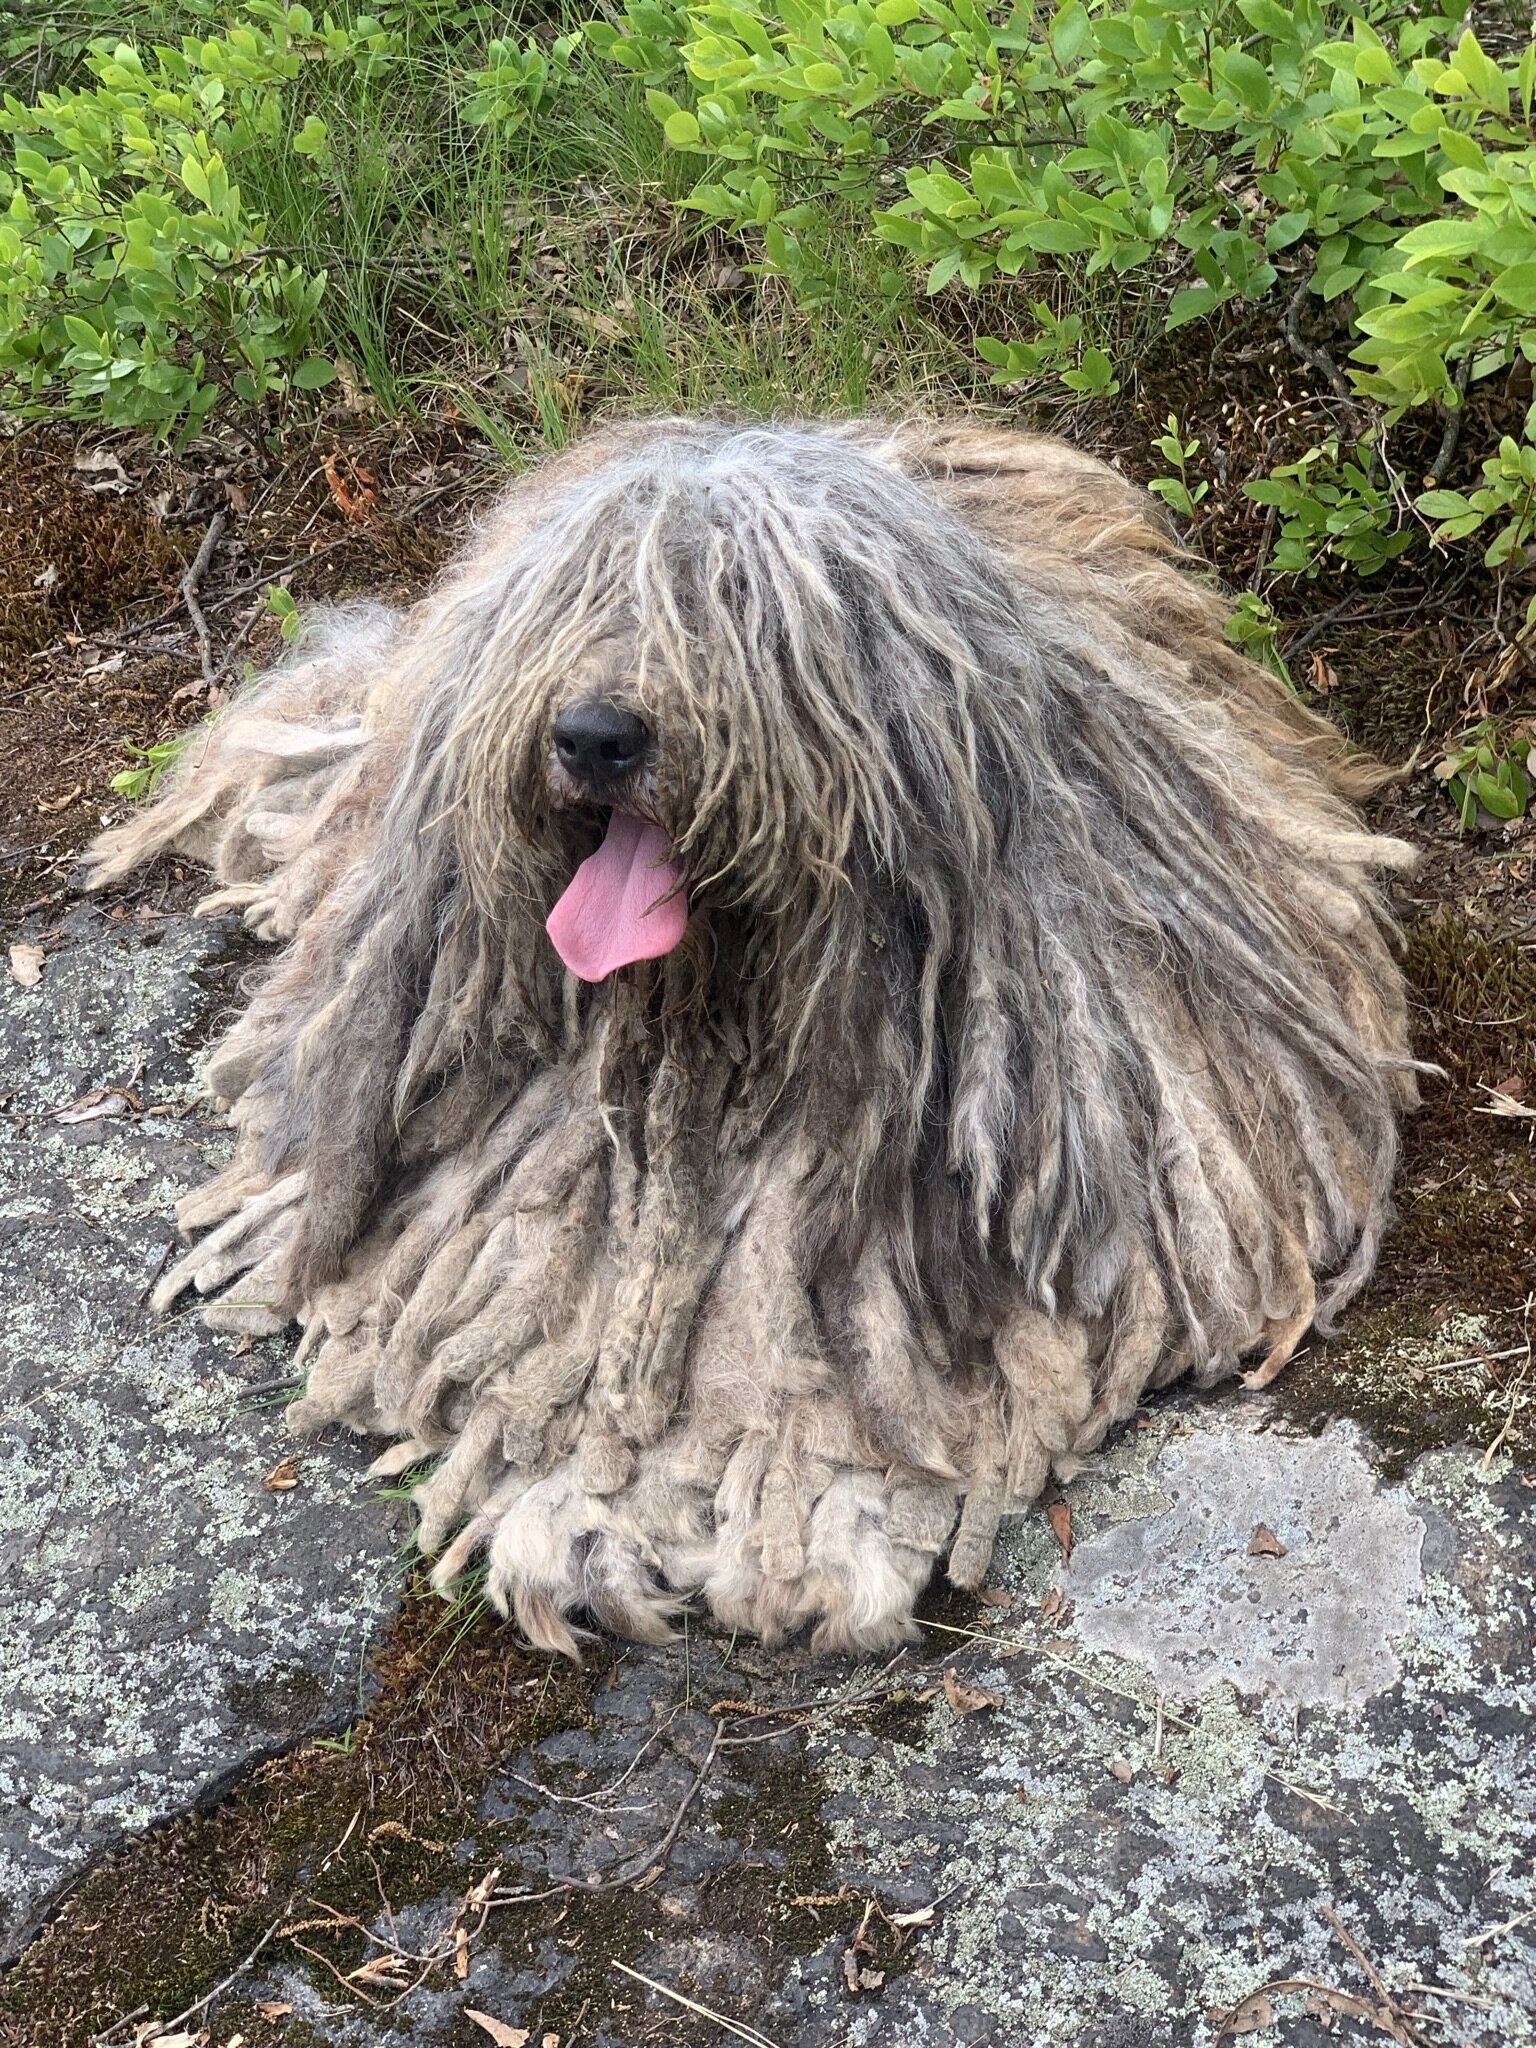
[546, 812, 688, 982]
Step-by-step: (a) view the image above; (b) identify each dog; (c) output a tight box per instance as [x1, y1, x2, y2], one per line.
[90, 417, 1417, 1656]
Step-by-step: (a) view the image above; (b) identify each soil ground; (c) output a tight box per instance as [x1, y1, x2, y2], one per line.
[0, 418, 1532, 2048]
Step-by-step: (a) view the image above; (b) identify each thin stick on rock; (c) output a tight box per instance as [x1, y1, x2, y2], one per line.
[612, 1960, 779, 2048]
[1321, 1903, 1423, 2041]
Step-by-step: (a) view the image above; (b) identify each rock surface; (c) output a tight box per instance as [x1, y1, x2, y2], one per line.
[3, 907, 1534, 2048]
[237, 1401, 1536, 2047]
[0, 907, 399, 1961]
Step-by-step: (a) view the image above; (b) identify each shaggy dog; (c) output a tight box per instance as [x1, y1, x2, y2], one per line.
[90, 418, 1418, 1657]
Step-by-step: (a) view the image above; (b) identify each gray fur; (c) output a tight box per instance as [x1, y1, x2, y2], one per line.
[90, 417, 1417, 1656]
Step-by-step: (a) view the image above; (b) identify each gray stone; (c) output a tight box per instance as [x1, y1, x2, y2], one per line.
[792, 1409, 1536, 2045]
[0, 906, 399, 1961]
[224, 1401, 1536, 2048]
[6, 905, 1535, 2048]
[1062, 1416, 1427, 1704]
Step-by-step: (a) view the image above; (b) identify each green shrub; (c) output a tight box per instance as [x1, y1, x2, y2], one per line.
[0, 4, 389, 433]
[0, 1, 581, 436]
[11, 0, 1536, 693]
[597, 0, 1536, 582]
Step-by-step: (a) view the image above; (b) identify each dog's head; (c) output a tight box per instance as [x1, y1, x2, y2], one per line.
[429, 422, 1037, 1006]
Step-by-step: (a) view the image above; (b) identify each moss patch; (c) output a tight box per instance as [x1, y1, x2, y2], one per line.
[0, 437, 177, 670]
[0, 1585, 597, 2048]
[1270, 908, 1535, 1469]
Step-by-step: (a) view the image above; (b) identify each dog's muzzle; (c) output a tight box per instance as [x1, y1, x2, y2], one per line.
[544, 697, 686, 982]
[553, 699, 651, 790]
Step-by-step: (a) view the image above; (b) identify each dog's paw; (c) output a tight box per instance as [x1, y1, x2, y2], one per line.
[150, 1170, 305, 1332]
[694, 1454, 958, 1654]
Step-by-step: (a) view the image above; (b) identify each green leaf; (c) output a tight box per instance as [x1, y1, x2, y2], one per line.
[864, 22, 895, 83]
[180, 153, 211, 206]
[1493, 264, 1536, 314]
[1397, 217, 1487, 261]
[1354, 46, 1396, 89]
[1166, 284, 1222, 330]
[1220, 51, 1273, 113]
[1437, 125, 1485, 173]
[1012, 217, 1095, 254]
[62, 313, 103, 352]
[874, 209, 929, 249]
[663, 109, 702, 147]
[1237, 0, 1292, 36]
[1452, 31, 1509, 115]
[1061, 348, 1118, 396]
[1264, 211, 1311, 252]
[292, 356, 336, 390]
[1474, 771, 1520, 818]
[1416, 490, 1476, 519]
[926, 246, 963, 293]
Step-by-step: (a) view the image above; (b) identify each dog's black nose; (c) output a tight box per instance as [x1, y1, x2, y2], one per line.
[553, 700, 651, 785]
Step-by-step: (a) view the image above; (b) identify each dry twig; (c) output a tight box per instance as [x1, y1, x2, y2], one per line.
[1282, 279, 1358, 409]
[612, 1960, 779, 2047]
[180, 511, 226, 686]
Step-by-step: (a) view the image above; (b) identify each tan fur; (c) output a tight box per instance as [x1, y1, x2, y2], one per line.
[89, 417, 1415, 1657]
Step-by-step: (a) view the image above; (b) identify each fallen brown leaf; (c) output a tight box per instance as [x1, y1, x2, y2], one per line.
[263, 1455, 302, 1493]
[1047, 1498, 1072, 1563]
[464, 2014, 531, 2048]
[1248, 1522, 1288, 1558]
[8, 944, 44, 988]
[566, 306, 628, 342]
[976, 1584, 1014, 1608]
[322, 451, 379, 524]
[941, 1667, 1001, 1717]
[1305, 1985, 1373, 2023]
[1209, 1990, 1273, 2037]
[56, 1085, 141, 1125]
[255, 2004, 292, 2023]
[37, 784, 83, 814]
[841, 1947, 885, 1993]
[73, 446, 132, 492]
